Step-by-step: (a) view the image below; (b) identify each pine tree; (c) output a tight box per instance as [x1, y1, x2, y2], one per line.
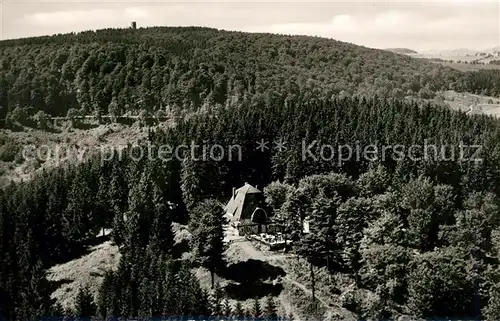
[49, 302, 65, 317]
[190, 199, 226, 288]
[74, 285, 96, 319]
[16, 258, 54, 320]
[108, 96, 120, 121]
[63, 168, 94, 243]
[222, 298, 231, 317]
[95, 171, 112, 236]
[124, 168, 154, 249]
[196, 288, 211, 319]
[138, 277, 155, 317]
[295, 192, 343, 301]
[264, 296, 278, 320]
[109, 161, 129, 247]
[252, 297, 262, 319]
[97, 271, 115, 319]
[336, 197, 372, 281]
[180, 156, 202, 211]
[150, 178, 174, 254]
[233, 301, 244, 318]
[485, 274, 500, 321]
[211, 283, 223, 316]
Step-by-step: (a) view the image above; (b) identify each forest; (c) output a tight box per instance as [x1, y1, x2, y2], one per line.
[2, 27, 500, 128]
[2, 92, 500, 319]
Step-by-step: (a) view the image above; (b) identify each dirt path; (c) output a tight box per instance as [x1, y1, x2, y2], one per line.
[231, 241, 330, 305]
[233, 239, 268, 260]
[282, 276, 330, 307]
[226, 239, 357, 320]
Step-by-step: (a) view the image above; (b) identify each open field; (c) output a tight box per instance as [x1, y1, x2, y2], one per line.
[410, 53, 480, 62]
[46, 240, 121, 311]
[406, 53, 500, 71]
[440, 90, 500, 116]
[0, 120, 171, 188]
[473, 104, 500, 117]
[435, 61, 500, 71]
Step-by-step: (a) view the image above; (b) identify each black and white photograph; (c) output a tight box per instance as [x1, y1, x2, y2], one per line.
[0, 0, 499, 320]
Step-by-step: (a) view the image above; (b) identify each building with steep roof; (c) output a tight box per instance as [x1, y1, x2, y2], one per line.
[225, 183, 269, 235]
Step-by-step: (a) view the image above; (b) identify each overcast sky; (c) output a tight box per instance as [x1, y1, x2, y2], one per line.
[0, 0, 498, 51]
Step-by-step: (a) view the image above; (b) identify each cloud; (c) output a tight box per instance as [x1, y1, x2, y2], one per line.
[27, 9, 116, 26]
[124, 7, 149, 19]
[22, 7, 151, 27]
[7, 1, 498, 50]
[241, 7, 498, 50]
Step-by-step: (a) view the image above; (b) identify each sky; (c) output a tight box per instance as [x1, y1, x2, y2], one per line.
[0, 0, 499, 51]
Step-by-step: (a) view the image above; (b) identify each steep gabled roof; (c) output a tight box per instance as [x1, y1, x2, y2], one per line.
[225, 183, 263, 222]
[236, 183, 262, 194]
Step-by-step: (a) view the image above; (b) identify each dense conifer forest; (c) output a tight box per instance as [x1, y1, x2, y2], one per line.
[2, 27, 500, 320]
[1, 26, 500, 127]
[2, 93, 500, 319]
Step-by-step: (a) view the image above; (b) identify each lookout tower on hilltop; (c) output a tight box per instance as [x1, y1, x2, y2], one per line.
[131, 21, 137, 29]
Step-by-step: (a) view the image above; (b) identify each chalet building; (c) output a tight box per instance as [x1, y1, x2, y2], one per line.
[225, 183, 269, 236]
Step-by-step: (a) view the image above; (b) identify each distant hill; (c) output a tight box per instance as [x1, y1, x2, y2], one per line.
[414, 45, 500, 69]
[385, 48, 418, 54]
[483, 46, 500, 54]
[421, 48, 479, 57]
[0, 26, 499, 124]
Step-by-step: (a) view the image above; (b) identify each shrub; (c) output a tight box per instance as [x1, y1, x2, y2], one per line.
[340, 284, 363, 313]
[0, 141, 21, 162]
[33, 110, 49, 129]
[9, 106, 28, 124]
[67, 108, 81, 127]
[418, 87, 435, 99]
[14, 152, 25, 164]
[391, 88, 405, 99]
[137, 110, 152, 127]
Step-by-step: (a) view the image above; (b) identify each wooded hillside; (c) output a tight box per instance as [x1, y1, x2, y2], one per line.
[1, 27, 500, 126]
[2, 95, 500, 320]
